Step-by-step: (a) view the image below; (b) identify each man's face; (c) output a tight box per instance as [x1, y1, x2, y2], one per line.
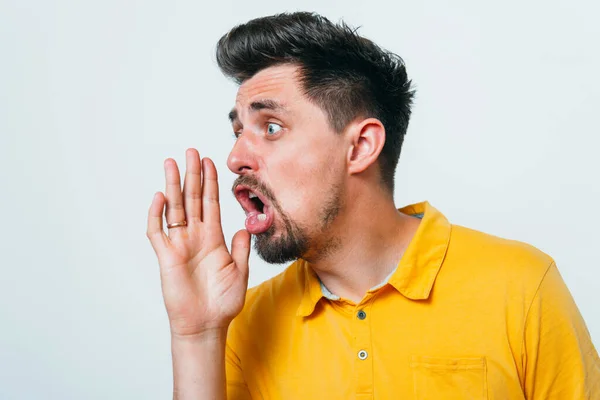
[228, 64, 347, 263]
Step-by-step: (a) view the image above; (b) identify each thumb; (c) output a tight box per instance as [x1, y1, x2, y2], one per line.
[231, 229, 251, 278]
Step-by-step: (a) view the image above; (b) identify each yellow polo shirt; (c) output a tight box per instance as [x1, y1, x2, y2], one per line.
[226, 201, 600, 399]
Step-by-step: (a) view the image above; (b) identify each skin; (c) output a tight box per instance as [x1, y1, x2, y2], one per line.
[146, 63, 421, 399]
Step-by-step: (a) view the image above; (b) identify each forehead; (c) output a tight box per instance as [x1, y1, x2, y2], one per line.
[235, 64, 303, 106]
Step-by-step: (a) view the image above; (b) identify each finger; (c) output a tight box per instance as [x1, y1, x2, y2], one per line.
[164, 158, 186, 228]
[201, 157, 222, 225]
[146, 192, 168, 253]
[182, 148, 202, 222]
[231, 229, 251, 279]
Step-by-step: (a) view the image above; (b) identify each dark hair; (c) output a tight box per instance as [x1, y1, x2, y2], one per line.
[216, 12, 415, 193]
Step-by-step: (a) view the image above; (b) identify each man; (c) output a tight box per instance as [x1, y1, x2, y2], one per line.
[146, 12, 600, 399]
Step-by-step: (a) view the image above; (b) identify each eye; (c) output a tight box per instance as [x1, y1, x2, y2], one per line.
[266, 123, 282, 136]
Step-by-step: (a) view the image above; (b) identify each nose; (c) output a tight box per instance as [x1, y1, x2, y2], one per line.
[227, 132, 259, 175]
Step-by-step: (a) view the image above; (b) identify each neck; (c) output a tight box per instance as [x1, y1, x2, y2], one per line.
[303, 185, 421, 303]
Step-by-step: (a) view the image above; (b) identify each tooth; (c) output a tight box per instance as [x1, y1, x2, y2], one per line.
[249, 192, 258, 199]
[257, 214, 267, 221]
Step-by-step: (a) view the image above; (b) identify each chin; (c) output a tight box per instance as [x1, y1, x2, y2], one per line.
[253, 224, 309, 265]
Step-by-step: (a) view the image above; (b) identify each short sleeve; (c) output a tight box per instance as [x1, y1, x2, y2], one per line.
[522, 262, 600, 399]
[225, 338, 252, 400]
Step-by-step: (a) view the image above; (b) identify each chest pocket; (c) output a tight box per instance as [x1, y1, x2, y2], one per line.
[410, 355, 488, 400]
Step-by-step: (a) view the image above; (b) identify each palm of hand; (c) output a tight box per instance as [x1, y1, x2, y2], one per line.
[146, 149, 251, 337]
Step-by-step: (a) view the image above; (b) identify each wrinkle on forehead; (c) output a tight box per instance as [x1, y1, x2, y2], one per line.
[235, 64, 303, 107]
[231, 63, 332, 131]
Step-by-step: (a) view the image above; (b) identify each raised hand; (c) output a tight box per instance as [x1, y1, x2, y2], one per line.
[146, 148, 251, 337]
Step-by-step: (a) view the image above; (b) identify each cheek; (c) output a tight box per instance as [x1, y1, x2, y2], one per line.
[266, 132, 343, 219]
[296, 138, 340, 180]
[278, 152, 341, 220]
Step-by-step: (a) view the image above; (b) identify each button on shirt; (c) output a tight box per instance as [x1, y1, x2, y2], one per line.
[225, 201, 600, 399]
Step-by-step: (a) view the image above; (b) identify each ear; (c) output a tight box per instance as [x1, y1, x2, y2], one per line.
[346, 118, 386, 175]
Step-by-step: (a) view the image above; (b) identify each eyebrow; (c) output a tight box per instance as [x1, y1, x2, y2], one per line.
[228, 99, 288, 124]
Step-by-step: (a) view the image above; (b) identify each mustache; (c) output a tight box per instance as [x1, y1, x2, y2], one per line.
[231, 175, 277, 205]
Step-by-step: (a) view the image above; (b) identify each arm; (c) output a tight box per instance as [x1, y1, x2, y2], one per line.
[171, 328, 228, 400]
[522, 262, 600, 399]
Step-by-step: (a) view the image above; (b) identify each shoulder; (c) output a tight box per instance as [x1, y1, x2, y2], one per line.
[444, 224, 555, 289]
[229, 260, 306, 336]
[244, 260, 305, 314]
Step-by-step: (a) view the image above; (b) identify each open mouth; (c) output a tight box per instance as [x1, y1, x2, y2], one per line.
[249, 191, 265, 213]
[234, 185, 275, 234]
[234, 185, 268, 214]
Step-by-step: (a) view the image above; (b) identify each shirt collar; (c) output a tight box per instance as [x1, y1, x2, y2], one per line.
[296, 260, 326, 317]
[296, 201, 451, 317]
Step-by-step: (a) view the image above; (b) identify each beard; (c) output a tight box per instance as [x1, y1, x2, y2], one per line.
[233, 175, 343, 264]
[255, 183, 343, 264]
[253, 215, 308, 264]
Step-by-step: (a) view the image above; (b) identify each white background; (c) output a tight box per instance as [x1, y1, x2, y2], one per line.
[1, 0, 598, 398]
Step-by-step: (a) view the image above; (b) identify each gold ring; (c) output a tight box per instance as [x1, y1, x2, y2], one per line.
[167, 220, 187, 229]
